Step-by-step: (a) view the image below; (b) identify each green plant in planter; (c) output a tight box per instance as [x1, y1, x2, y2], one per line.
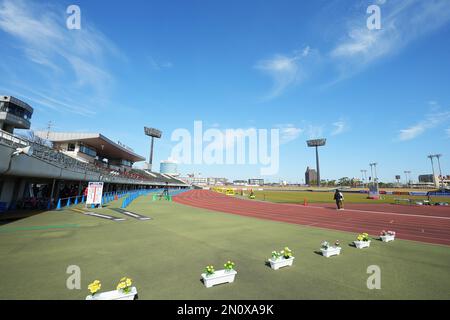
[116, 277, 133, 294]
[271, 251, 282, 260]
[88, 280, 101, 296]
[224, 261, 235, 272]
[281, 247, 293, 259]
[205, 265, 215, 276]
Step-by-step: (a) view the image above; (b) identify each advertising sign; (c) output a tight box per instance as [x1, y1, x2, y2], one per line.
[86, 182, 104, 205]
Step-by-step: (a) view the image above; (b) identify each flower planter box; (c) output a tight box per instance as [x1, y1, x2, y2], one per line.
[268, 256, 295, 270]
[320, 246, 341, 258]
[354, 240, 371, 249]
[201, 269, 237, 288]
[86, 287, 138, 300]
[380, 234, 395, 242]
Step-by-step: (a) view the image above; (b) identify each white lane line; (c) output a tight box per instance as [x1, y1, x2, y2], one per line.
[299, 205, 450, 220]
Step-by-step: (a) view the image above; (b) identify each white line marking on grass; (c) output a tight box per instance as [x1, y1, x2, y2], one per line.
[84, 212, 125, 221]
[124, 211, 140, 218]
[84, 212, 113, 219]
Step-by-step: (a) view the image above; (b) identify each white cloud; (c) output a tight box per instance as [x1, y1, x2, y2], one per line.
[149, 56, 173, 70]
[330, 0, 450, 77]
[331, 120, 348, 136]
[0, 0, 121, 113]
[398, 124, 426, 141]
[276, 124, 303, 144]
[255, 46, 312, 99]
[398, 111, 450, 141]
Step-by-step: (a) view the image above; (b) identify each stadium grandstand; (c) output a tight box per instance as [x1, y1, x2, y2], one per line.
[0, 96, 189, 212]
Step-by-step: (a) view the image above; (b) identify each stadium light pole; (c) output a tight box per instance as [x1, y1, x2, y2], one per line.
[404, 170, 411, 186]
[144, 127, 162, 172]
[369, 162, 378, 189]
[307, 139, 327, 187]
[428, 155, 437, 187]
[435, 154, 443, 189]
[361, 169, 367, 187]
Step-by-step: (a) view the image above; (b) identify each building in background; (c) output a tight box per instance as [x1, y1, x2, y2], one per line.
[305, 167, 317, 186]
[248, 178, 264, 186]
[233, 180, 247, 186]
[0, 96, 33, 133]
[207, 177, 228, 186]
[160, 159, 178, 176]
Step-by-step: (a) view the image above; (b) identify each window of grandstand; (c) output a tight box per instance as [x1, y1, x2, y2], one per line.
[0, 102, 32, 120]
[121, 159, 132, 167]
[79, 144, 96, 157]
[67, 143, 76, 151]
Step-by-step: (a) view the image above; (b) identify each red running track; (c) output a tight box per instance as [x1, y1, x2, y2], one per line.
[174, 190, 450, 246]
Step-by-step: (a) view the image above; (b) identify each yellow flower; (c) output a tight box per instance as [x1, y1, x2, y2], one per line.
[126, 278, 132, 287]
[88, 280, 101, 294]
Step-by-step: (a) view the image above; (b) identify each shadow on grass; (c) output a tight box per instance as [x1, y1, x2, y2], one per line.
[0, 209, 48, 226]
[313, 250, 323, 256]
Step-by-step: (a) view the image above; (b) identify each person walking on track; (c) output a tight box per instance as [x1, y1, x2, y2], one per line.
[334, 189, 344, 210]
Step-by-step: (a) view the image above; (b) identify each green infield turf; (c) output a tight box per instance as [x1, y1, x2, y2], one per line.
[252, 190, 450, 204]
[0, 194, 449, 300]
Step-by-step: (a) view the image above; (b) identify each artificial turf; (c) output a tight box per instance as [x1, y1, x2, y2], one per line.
[0, 194, 449, 300]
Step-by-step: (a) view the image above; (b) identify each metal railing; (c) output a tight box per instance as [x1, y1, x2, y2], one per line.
[1, 129, 188, 187]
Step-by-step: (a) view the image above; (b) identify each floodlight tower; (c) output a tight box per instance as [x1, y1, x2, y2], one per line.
[369, 162, 378, 188]
[430, 154, 444, 189]
[404, 171, 411, 186]
[144, 127, 162, 171]
[428, 155, 436, 186]
[361, 169, 368, 187]
[307, 139, 327, 187]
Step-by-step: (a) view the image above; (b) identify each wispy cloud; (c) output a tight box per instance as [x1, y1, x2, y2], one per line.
[330, 0, 450, 77]
[398, 110, 450, 141]
[148, 56, 173, 71]
[331, 120, 348, 136]
[255, 46, 312, 99]
[276, 124, 303, 144]
[0, 0, 122, 114]
[261, 1, 450, 94]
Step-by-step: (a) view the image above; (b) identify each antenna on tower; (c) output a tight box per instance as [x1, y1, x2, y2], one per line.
[46, 121, 53, 140]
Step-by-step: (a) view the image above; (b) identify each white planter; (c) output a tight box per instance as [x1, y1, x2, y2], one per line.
[354, 240, 371, 249]
[201, 269, 237, 288]
[86, 287, 138, 300]
[268, 256, 295, 270]
[320, 246, 341, 258]
[380, 234, 395, 242]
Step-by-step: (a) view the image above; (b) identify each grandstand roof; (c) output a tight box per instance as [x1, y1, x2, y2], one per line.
[35, 131, 145, 162]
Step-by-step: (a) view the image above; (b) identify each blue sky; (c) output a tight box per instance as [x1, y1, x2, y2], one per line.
[1, 0, 450, 182]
